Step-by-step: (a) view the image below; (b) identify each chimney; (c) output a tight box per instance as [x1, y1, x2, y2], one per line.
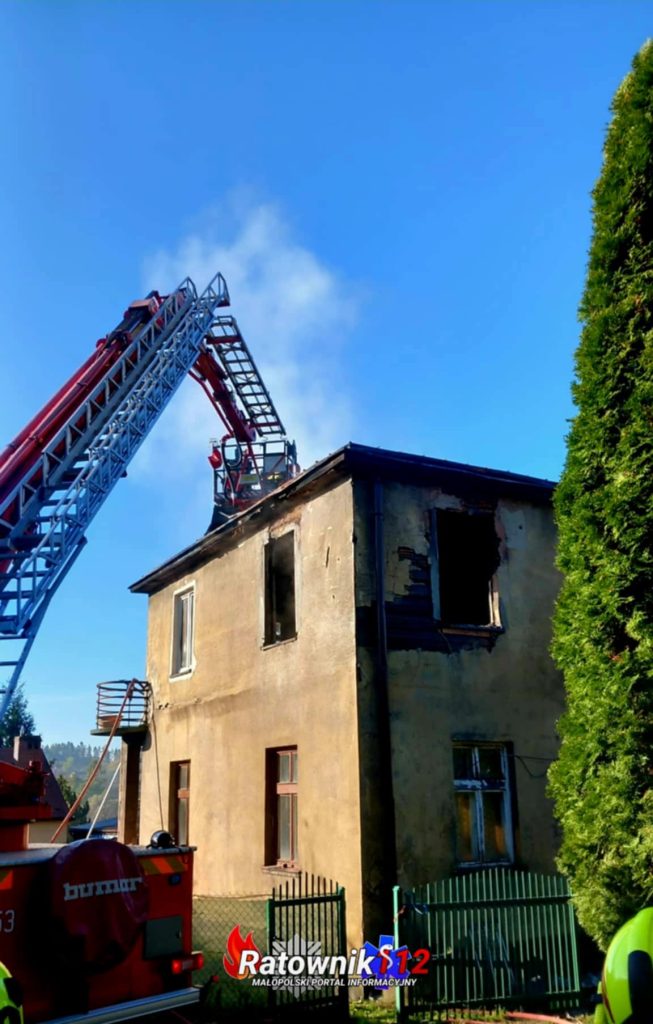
[13, 735, 42, 763]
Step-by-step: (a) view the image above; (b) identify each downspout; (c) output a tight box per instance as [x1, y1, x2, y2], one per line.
[372, 480, 398, 892]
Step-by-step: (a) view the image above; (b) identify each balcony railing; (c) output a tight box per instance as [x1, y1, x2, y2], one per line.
[93, 679, 151, 735]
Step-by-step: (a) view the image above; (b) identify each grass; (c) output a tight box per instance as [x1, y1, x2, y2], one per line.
[349, 1006, 594, 1023]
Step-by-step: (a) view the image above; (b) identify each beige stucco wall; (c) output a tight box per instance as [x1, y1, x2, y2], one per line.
[354, 479, 564, 888]
[137, 479, 364, 942]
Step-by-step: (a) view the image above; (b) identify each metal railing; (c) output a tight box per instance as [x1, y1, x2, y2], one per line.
[94, 679, 150, 733]
[394, 868, 581, 1018]
[268, 873, 348, 1018]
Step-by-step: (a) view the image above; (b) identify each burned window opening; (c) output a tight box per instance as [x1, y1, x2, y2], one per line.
[433, 509, 500, 627]
[264, 532, 296, 645]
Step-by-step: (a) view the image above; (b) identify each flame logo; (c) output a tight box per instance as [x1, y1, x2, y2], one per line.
[223, 925, 261, 979]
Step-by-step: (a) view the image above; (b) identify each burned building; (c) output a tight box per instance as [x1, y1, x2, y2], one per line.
[126, 443, 563, 944]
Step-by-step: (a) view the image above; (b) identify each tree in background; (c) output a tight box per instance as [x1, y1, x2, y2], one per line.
[45, 742, 120, 823]
[549, 40, 653, 949]
[57, 775, 90, 824]
[0, 683, 36, 747]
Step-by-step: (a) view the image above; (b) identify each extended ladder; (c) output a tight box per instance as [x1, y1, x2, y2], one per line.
[0, 274, 230, 719]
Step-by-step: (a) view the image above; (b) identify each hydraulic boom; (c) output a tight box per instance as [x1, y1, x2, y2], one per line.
[0, 274, 298, 721]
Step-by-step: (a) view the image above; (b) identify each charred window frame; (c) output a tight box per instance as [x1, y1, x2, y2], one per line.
[453, 743, 514, 866]
[264, 532, 296, 645]
[170, 760, 190, 846]
[265, 747, 298, 868]
[430, 509, 500, 628]
[171, 585, 195, 676]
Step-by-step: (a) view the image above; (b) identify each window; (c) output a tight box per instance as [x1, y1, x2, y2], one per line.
[431, 510, 500, 627]
[264, 533, 296, 645]
[170, 761, 190, 845]
[171, 586, 194, 675]
[453, 744, 514, 866]
[265, 747, 298, 867]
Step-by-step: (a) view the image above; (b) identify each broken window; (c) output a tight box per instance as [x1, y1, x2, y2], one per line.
[432, 509, 500, 626]
[453, 743, 514, 866]
[264, 532, 296, 645]
[171, 586, 194, 676]
[265, 747, 298, 867]
[170, 760, 190, 845]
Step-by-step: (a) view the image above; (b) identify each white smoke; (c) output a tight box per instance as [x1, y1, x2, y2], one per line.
[131, 199, 360, 515]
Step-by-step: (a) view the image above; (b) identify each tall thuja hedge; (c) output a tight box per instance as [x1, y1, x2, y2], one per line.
[549, 40, 653, 950]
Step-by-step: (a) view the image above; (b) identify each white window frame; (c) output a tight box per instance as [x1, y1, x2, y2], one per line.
[170, 584, 195, 678]
[453, 743, 514, 866]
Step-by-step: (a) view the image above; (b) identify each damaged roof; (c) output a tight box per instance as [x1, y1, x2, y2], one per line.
[130, 442, 555, 595]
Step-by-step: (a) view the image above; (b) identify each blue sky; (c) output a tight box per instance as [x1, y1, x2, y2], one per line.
[0, 1, 650, 743]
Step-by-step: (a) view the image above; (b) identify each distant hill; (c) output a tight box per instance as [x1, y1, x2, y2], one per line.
[45, 741, 120, 823]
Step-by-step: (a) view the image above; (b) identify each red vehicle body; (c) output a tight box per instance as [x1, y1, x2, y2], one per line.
[0, 762, 202, 1024]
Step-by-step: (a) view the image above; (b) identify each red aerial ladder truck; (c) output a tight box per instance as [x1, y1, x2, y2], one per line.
[0, 274, 299, 1023]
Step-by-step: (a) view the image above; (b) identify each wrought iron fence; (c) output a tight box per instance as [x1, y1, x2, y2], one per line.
[394, 869, 581, 1019]
[268, 873, 348, 1018]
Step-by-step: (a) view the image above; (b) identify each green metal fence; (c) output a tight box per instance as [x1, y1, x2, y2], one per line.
[394, 869, 581, 1019]
[193, 875, 348, 1021]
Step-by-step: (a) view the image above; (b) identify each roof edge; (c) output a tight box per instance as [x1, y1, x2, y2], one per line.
[130, 442, 556, 594]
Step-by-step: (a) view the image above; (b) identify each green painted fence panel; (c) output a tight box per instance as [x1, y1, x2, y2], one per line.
[395, 869, 581, 1019]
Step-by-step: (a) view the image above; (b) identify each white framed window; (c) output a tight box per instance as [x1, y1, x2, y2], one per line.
[453, 743, 514, 866]
[171, 586, 195, 677]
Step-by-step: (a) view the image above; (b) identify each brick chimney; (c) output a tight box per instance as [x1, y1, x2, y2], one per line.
[13, 734, 42, 763]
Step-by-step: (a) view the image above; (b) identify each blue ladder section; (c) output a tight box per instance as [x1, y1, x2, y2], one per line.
[0, 273, 229, 720]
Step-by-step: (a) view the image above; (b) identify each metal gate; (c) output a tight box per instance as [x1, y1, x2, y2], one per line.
[268, 873, 349, 1019]
[394, 869, 581, 1018]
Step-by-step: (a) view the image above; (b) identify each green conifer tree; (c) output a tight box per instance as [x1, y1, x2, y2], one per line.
[0, 683, 36, 748]
[550, 40, 653, 950]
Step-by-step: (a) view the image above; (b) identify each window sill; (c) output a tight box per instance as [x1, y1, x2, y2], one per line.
[169, 668, 194, 682]
[262, 863, 301, 877]
[261, 634, 298, 651]
[439, 624, 504, 638]
[455, 860, 514, 871]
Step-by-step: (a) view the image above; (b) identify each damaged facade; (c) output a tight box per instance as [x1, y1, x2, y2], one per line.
[126, 443, 563, 945]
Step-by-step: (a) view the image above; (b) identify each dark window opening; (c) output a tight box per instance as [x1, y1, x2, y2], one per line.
[435, 510, 499, 626]
[264, 532, 296, 644]
[265, 747, 298, 867]
[170, 761, 190, 845]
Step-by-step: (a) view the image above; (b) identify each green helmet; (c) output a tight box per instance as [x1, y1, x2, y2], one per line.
[595, 908, 653, 1024]
[0, 962, 23, 1024]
